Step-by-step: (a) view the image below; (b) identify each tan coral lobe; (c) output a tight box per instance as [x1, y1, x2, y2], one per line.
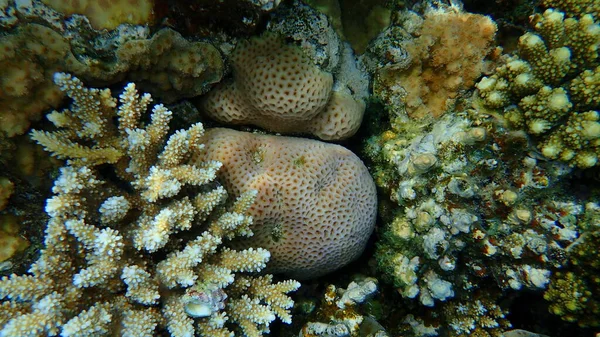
[201, 34, 365, 140]
[195, 128, 377, 279]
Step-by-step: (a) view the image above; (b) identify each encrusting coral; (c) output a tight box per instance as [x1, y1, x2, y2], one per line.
[396, 289, 510, 337]
[370, 3, 498, 119]
[201, 33, 366, 141]
[40, 0, 155, 30]
[0, 2, 223, 138]
[365, 102, 593, 317]
[475, 1, 600, 168]
[194, 128, 378, 279]
[0, 73, 300, 337]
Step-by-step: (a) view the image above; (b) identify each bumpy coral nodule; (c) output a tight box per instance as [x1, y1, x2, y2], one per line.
[0, 73, 299, 337]
[372, 5, 497, 119]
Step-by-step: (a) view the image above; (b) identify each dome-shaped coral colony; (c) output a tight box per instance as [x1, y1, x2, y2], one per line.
[195, 128, 377, 279]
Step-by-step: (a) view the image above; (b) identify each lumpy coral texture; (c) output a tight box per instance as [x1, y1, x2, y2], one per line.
[41, 0, 154, 30]
[195, 128, 377, 279]
[201, 34, 365, 140]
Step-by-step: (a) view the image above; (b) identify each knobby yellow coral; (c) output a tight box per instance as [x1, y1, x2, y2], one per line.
[476, 4, 600, 168]
[0, 73, 299, 337]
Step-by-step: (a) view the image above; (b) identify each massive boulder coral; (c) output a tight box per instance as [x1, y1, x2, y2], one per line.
[194, 128, 378, 279]
[475, 3, 600, 168]
[201, 33, 367, 140]
[0, 73, 299, 337]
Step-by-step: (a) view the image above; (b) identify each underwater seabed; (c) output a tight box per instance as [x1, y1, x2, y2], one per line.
[1, 0, 599, 336]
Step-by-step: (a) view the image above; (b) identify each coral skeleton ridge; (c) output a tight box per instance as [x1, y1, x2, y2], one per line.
[0, 73, 299, 337]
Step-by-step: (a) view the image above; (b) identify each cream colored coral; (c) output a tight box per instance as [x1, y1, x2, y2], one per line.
[202, 33, 365, 140]
[300, 277, 384, 337]
[1, 74, 299, 336]
[195, 128, 378, 279]
[541, 0, 599, 20]
[539, 110, 600, 168]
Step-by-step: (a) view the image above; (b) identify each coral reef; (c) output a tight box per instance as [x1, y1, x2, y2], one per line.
[475, 3, 600, 168]
[300, 277, 389, 337]
[194, 128, 378, 279]
[201, 32, 367, 140]
[544, 210, 600, 327]
[0, 4, 223, 137]
[397, 289, 510, 337]
[0, 74, 299, 336]
[369, 4, 498, 119]
[438, 290, 509, 337]
[267, 1, 342, 73]
[162, 0, 283, 37]
[40, 0, 155, 30]
[365, 106, 590, 308]
[359, 1, 600, 334]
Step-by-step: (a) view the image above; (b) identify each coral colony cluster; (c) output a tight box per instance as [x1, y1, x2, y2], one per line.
[475, 0, 600, 168]
[0, 0, 599, 336]
[1, 73, 301, 336]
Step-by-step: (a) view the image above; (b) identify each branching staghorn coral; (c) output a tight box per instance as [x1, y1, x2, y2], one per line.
[0, 73, 299, 337]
